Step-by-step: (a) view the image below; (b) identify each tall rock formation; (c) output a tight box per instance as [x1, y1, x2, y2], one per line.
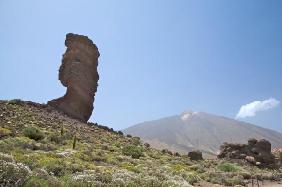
[48, 33, 100, 122]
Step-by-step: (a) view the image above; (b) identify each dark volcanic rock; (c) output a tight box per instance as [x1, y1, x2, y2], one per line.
[48, 33, 100, 122]
[188, 150, 203, 160]
[218, 138, 275, 168]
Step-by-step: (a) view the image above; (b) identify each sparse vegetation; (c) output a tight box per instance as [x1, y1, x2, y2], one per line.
[0, 100, 281, 187]
[122, 145, 144, 159]
[217, 162, 240, 172]
[23, 127, 44, 141]
[0, 158, 31, 186]
[0, 127, 12, 138]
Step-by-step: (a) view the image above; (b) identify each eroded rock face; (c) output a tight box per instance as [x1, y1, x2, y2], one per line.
[48, 33, 100, 122]
[218, 138, 275, 168]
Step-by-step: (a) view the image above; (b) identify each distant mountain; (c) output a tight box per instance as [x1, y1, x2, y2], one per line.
[123, 111, 282, 155]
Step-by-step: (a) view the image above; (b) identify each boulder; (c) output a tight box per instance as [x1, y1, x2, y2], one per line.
[254, 139, 271, 153]
[188, 150, 203, 160]
[217, 138, 275, 168]
[272, 148, 282, 167]
[48, 33, 100, 122]
[248, 138, 257, 146]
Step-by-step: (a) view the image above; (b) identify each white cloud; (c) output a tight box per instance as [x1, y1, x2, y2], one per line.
[236, 98, 280, 119]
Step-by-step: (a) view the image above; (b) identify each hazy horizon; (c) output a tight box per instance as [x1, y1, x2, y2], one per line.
[1, 0, 282, 132]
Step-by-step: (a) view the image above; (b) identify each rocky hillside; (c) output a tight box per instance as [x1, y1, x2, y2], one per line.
[123, 111, 282, 156]
[1, 100, 282, 187]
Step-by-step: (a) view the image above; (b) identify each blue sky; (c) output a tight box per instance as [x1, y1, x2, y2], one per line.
[0, 0, 282, 131]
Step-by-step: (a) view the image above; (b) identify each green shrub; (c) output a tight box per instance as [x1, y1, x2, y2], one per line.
[92, 151, 107, 162]
[113, 142, 121, 148]
[223, 175, 245, 186]
[23, 176, 49, 187]
[188, 164, 205, 173]
[132, 136, 141, 145]
[49, 130, 71, 145]
[170, 164, 186, 173]
[186, 172, 200, 185]
[0, 137, 33, 153]
[101, 144, 108, 150]
[44, 159, 84, 177]
[27, 142, 55, 151]
[121, 162, 141, 173]
[147, 151, 160, 159]
[46, 165, 65, 177]
[122, 145, 144, 159]
[23, 127, 44, 141]
[0, 152, 13, 162]
[217, 162, 239, 172]
[23, 176, 63, 187]
[63, 179, 89, 187]
[95, 172, 113, 183]
[0, 127, 12, 138]
[49, 133, 64, 144]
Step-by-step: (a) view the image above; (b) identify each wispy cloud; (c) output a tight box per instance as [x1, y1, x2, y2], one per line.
[236, 98, 280, 119]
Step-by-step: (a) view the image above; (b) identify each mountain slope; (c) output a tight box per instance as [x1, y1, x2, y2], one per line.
[1, 100, 282, 186]
[123, 111, 282, 155]
[0, 100, 194, 187]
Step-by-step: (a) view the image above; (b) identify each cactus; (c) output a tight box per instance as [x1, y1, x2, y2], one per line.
[72, 134, 77, 149]
[60, 126, 64, 136]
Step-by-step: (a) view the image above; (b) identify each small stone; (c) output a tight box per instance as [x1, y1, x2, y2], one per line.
[255, 161, 261, 166]
[245, 156, 255, 164]
[56, 149, 76, 157]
